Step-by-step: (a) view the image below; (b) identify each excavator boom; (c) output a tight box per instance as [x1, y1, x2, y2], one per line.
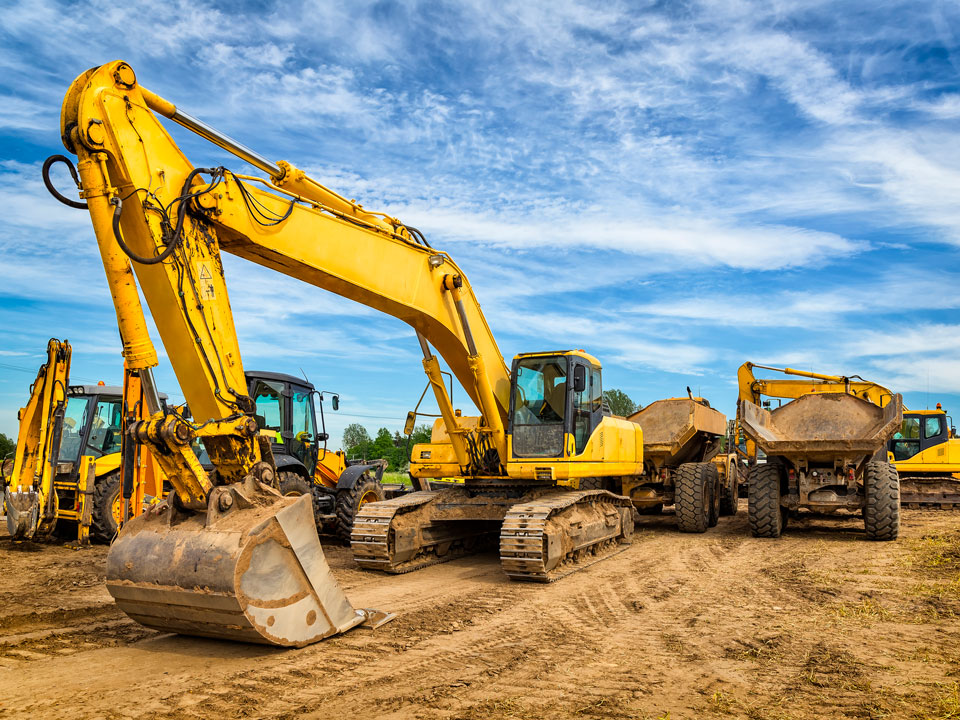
[56, 62, 392, 646]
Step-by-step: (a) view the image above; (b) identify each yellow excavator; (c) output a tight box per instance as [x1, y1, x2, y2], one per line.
[2, 339, 163, 543]
[46, 60, 649, 645]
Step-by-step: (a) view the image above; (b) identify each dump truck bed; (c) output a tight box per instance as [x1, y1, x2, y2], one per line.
[740, 393, 902, 464]
[628, 398, 726, 467]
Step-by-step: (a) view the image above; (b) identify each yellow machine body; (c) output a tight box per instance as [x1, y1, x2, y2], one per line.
[56, 60, 637, 611]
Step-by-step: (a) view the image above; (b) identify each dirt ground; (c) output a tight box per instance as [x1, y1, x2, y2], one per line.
[2, 505, 960, 720]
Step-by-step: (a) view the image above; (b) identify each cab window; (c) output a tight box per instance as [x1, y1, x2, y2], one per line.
[924, 416, 944, 439]
[59, 395, 92, 464]
[88, 400, 122, 456]
[894, 417, 920, 440]
[512, 357, 566, 458]
[250, 380, 284, 432]
[290, 390, 317, 468]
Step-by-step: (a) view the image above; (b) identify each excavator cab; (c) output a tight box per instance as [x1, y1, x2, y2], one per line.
[889, 410, 950, 461]
[509, 352, 604, 459]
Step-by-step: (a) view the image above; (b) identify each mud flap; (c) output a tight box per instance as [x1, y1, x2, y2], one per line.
[106, 480, 392, 647]
[4, 487, 39, 540]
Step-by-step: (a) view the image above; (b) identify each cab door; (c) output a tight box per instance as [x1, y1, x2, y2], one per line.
[569, 360, 603, 457]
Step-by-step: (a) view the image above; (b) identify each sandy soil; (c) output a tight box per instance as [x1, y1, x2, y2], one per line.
[1, 505, 960, 720]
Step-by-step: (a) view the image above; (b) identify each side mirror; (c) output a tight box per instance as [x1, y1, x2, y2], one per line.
[331, 394, 339, 411]
[404, 411, 416, 436]
[572, 365, 586, 393]
[317, 432, 329, 441]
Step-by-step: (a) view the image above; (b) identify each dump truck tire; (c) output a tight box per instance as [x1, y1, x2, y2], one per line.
[748, 463, 784, 538]
[578, 477, 609, 491]
[675, 462, 711, 533]
[335, 475, 385, 544]
[278, 471, 312, 497]
[707, 463, 720, 528]
[91, 471, 123, 543]
[864, 462, 900, 541]
[719, 458, 739, 517]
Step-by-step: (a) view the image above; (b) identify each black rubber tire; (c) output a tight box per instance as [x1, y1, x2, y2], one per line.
[675, 462, 712, 533]
[334, 476, 385, 544]
[707, 463, 720, 528]
[278, 471, 312, 498]
[578, 477, 609, 491]
[748, 463, 784, 538]
[91, 471, 123, 543]
[719, 457, 739, 517]
[863, 462, 900, 541]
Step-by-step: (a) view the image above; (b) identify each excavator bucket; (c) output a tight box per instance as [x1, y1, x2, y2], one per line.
[4, 488, 39, 539]
[106, 478, 391, 646]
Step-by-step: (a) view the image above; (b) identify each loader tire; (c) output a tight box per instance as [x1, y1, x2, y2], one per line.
[675, 462, 713, 533]
[719, 458, 739, 517]
[863, 462, 900, 541]
[91, 472, 124, 543]
[748, 463, 784, 538]
[334, 475, 385, 544]
[278, 471, 313, 498]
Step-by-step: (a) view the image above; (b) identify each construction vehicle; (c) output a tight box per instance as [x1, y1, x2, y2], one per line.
[245, 370, 391, 540]
[47, 60, 646, 643]
[613, 391, 732, 531]
[737, 362, 902, 539]
[2, 339, 163, 543]
[888, 405, 960, 508]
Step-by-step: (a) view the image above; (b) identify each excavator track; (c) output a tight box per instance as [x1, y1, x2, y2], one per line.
[350, 491, 498, 574]
[499, 490, 634, 582]
[899, 475, 960, 509]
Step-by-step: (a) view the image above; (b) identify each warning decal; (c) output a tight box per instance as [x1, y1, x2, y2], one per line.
[197, 261, 216, 300]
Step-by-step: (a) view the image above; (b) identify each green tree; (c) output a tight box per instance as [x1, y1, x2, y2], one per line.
[342, 423, 371, 454]
[603, 388, 638, 417]
[0, 432, 14, 462]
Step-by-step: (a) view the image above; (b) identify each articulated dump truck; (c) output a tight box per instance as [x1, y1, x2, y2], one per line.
[740, 392, 903, 540]
[617, 395, 735, 533]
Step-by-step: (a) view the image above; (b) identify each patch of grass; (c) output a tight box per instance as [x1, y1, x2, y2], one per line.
[381, 471, 412, 486]
[909, 533, 960, 574]
[913, 682, 960, 720]
[831, 597, 891, 622]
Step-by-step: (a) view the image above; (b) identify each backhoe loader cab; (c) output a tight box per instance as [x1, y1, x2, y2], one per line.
[246, 371, 324, 481]
[244, 370, 390, 542]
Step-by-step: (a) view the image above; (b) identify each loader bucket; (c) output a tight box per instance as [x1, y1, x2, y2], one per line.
[4, 487, 39, 540]
[105, 478, 382, 647]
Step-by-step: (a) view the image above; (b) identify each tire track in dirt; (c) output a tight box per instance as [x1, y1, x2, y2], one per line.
[4, 507, 960, 719]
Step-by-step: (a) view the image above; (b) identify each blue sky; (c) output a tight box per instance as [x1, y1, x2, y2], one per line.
[2, 0, 960, 445]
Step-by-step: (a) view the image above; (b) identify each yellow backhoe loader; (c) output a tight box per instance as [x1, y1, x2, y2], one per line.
[46, 60, 654, 644]
[736, 362, 902, 539]
[2, 339, 163, 543]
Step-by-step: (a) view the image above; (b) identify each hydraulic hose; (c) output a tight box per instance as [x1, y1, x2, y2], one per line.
[42, 155, 88, 209]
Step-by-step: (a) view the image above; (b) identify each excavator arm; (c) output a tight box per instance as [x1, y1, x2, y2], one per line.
[3, 339, 70, 540]
[737, 362, 895, 408]
[58, 61, 509, 480]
